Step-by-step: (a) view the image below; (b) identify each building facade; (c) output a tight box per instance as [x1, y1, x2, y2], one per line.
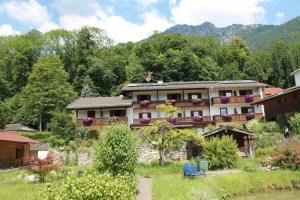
[68, 80, 266, 133]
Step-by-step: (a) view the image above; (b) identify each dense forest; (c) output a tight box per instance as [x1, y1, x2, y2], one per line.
[0, 26, 300, 129]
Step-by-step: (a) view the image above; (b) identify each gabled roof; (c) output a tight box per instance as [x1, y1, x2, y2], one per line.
[122, 80, 267, 92]
[203, 126, 253, 138]
[0, 131, 41, 144]
[4, 123, 35, 132]
[252, 86, 300, 105]
[67, 96, 133, 110]
[264, 87, 283, 96]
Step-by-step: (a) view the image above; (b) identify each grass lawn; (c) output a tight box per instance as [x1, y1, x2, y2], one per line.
[137, 162, 300, 200]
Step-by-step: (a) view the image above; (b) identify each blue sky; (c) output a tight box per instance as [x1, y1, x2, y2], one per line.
[0, 0, 299, 42]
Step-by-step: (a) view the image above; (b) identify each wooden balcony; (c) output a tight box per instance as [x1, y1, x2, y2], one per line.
[77, 117, 128, 129]
[133, 99, 210, 110]
[212, 95, 261, 105]
[213, 113, 264, 123]
[132, 116, 211, 127]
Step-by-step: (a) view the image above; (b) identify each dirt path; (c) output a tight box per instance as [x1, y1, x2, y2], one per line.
[136, 177, 153, 200]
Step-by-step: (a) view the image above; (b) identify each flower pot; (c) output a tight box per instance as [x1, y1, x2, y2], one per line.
[140, 118, 151, 124]
[222, 114, 233, 121]
[246, 113, 255, 120]
[167, 116, 176, 123]
[192, 99, 202, 105]
[82, 118, 93, 126]
[245, 95, 254, 103]
[193, 116, 203, 122]
[139, 100, 151, 107]
[220, 96, 230, 104]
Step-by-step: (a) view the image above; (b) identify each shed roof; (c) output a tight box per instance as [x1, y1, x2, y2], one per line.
[0, 132, 41, 144]
[67, 96, 133, 109]
[122, 80, 267, 91]
[252, 86, 300, 105]
[203, 126, 253, 138]
[4, 123, 35, 132]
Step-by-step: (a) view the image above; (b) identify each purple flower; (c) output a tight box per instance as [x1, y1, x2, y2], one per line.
[221, 96, 230, 103]
[223, 114, 233, 121]
[193, 116, 203, 121]
[82, 117, 93, 123]
[167, 116, 176, 123]
[245, 95, 254, 102]
[192, 99, 202, 104]
[139, 100, 151, 106]
[140, 118, 151, 124]
[246, 112, 255, 120]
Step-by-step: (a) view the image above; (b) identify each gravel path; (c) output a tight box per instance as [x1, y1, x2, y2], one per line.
[136, 177, 153, 200]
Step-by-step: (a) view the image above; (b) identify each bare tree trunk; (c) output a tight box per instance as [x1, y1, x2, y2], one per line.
[39, 113, 42, 132]
[159, 149, 165, 166]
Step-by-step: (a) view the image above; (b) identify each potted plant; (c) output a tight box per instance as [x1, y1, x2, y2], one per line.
[245, 95, 254, 103]
[167, 116, 176, 123]
[166, 99, 176, 105]
[140, 118, 151, 124]
[82, 117, 93, 126]
[222, 114, 233, 121]
[192, 99, 202, 105]
[245, 112, 255, 120]
[139, 100, 151, 107]
[221, 96, 230, 103]
[193, 116, 203, 122]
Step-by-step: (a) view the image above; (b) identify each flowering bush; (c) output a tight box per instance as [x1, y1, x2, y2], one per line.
[223, 114, 233, 121]
[167, 116, 176, 123]
[193, 116, 203, 121]
[192, 99, 202, 105]
[245, 95, 254, 102]
[272, 141, 300, 170]
[139, 100, 151, 107]
[82, 117, 93, 126]
[246, 112, 255, 120]
[29, 153, 59, 182]
[220, 96, 230, 103]
[140, 118, 151, 124]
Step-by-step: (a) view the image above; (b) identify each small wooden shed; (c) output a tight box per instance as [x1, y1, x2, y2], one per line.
[0, 131, 41, 168]
[203, 126, 255, 157]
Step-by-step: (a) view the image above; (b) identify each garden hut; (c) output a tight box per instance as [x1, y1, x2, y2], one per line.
[0, 131, 41, 168]
[203, 126, 255, 157]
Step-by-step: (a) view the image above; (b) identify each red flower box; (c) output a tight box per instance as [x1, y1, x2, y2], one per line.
[192, 99, 202, 105]
[139, 100, 151, 107]
[222, 114, 233, 121]
[140, 118, 151, 124]
[245, 95, 254, 103]
[221, 96, 230, 103]
[82, 117, 93, 126]
[167, 116, 176, 123]
[246, 113, 255, 120]
[193, 116, 203, 122]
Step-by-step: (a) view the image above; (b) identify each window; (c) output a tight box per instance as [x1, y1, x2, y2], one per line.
[137, 94, 151, 101]
[110, 110, 126, 117]
[139, 112, 151, 119]
[191, 110, 203, 117]
[188, 93, 202, 100]
[220, 108, 228, 115]
[219, 90, 232, 97]
[16, 148, 24, 159]
[87, 110, 96, 118]
[177, 113, 183, 118]
[239, 90, 253, 96]
[241, 107, 255, 114]
[167, 93, 181, 100]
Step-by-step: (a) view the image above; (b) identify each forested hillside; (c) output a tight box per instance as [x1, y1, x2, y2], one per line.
[164, 16, 300, 50]
[0, 26, 299, 129]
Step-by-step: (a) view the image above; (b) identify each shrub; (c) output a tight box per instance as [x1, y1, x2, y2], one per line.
[255, 147, 275, 158]
[202, 136, 238, 170]
[289, 113, 300, 135]
[236, 158, 259, 172]
[29, 153, 59, 182]
[42, 172, 136, 200]
[94, 124, 138, 175]
[271, 141, 300, 170]
[49, 112, 76, 140]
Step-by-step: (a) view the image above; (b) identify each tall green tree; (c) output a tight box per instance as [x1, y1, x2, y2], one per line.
[19, 55, 77, 130]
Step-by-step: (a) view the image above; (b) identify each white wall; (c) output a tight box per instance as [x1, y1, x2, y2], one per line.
[294, 70, 300, 86]
[210, 104, 263, 116]
[210, 87, 261, 98]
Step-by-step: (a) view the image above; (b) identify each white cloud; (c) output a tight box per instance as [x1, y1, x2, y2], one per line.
[0, 0, 59, 32]
[59, 9, 172, 43]
[53, 0, 103, 15]
[275, 12, 285, 25]
[0, 24, 20, 36]
[170, 0, 269, 27]
[135, 0, 159, 8]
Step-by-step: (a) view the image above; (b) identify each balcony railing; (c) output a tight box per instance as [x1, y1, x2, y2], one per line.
[213, 113, 264, 122]
[133, 99, 210, 110]
[77, 117, 128, 127]
[133, 116, 211, 125]
[212, 95, 261, 104]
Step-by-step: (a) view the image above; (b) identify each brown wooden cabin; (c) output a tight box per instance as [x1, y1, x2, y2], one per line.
[203, 126, 255, 157]
[0, 131, 41, 168]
